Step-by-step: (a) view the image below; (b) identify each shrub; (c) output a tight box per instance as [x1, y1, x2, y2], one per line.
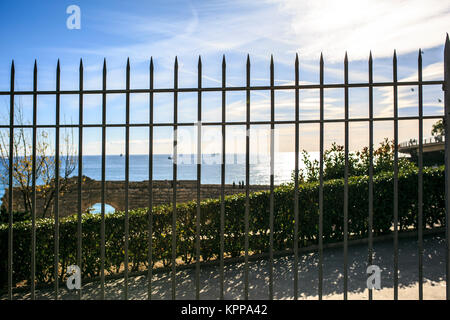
[0, 207, 31, 224]
[0, 166, 444, 289]
[295, 139, 417, 183]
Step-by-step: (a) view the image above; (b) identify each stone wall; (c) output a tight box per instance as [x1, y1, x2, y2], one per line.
[1, 176, 271, 218]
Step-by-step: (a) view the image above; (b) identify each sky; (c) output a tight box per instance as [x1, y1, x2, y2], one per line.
[0, 0, 448, 155]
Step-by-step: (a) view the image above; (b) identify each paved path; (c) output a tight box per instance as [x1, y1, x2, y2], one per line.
[4, 233, 447, 300]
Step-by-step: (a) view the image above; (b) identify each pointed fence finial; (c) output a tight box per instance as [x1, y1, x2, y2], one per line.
[33, 60, 37, 88]
[10, 60, 15, 92]
[320, 53, 324, 73]
[270, 55, 274, 86]
[445, 34, 449, 94]
[222, 54, 226, 66]
[103, 59, 107, 77]
[56, 60, 61, 88]
[198, 55, 202, 86]
[445, 33, 450, 56]
[56, 60, 60, 92]
[79, 59, 83, 90]
[270, 55, 274, 76]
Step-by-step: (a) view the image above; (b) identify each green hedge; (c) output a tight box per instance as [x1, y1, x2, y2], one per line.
[0, 166, 445, 289]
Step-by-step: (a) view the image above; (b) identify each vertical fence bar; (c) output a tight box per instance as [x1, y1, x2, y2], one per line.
[393, 51, 399, 300]
[124, 58, 131, 300]
[244, 54, 250, 300]
[418, 49, 424, 300]
[7, 61, 14, 301]
[196, 56, 202, 300]
[368, 52, 374, 300]
[269, 55, 275, 300]
[318, 53, 324, 300]
[172, 57, 178, 300]
[101, 59, 107, 300]
[148, 57, 154, 300]
[220, 55, 226, 300]
[294, 53, 300, 300]
[54, 60, 61, 300]
[77, 59, 84, 300]
[343, 52, 349, 300]
[31, 61, 37, 300]
[444, 34, 450, 300]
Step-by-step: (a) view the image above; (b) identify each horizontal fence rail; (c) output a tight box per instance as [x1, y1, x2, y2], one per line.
[1, 36, 449, 301]
[0, 80, 445, 96]
[0, 116, 445, 129]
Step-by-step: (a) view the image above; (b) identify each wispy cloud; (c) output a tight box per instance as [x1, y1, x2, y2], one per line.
[69, 0, 450, 64]
[376, 62, 444, 117]
[270, 0, 450, 61]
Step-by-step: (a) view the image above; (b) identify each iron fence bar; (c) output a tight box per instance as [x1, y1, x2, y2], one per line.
[318, 53, 324, 300]
[8, 60, 14, 301]
[100, 59, 107, 300]
[0, 115, 444, 130]
[220, 55, 226, 300]
[54, 60, 61, 300]
[393, 51, 399, 300]
[124, 58, 131, 300]
[148, 57, 154, 300]
[418, 49, 424, 300]
[269, 55, 275, 300]
[343, 52, 349, 300]
[444, 34, 450, 300]
[368, 52, 374, 301]
[244, 54, 250, 300]
[195, 56, 202, 300]
[172, 57, 178, 300]
[77, 59, 83, 300]
[31, 60, 37, 300]
[293, 53, 299, 300]
[0, 80, 444, 96]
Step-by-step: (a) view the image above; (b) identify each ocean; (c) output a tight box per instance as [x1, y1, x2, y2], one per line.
[0, 152, 319, 212]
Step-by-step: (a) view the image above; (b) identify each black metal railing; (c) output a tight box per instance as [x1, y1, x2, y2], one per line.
[1, 35, 450, 301]
[399, 135, 445, 148]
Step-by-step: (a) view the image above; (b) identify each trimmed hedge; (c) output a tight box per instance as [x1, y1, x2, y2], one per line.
[0, 166, 445, 289]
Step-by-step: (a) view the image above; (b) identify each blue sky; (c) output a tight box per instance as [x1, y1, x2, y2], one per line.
[0, 0, 448, 155]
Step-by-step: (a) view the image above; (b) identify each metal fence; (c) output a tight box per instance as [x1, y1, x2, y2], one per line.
[1, 36, 450, 300]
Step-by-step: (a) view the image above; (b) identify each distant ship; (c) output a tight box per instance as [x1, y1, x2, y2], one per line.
[168, 156, 172, 160]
